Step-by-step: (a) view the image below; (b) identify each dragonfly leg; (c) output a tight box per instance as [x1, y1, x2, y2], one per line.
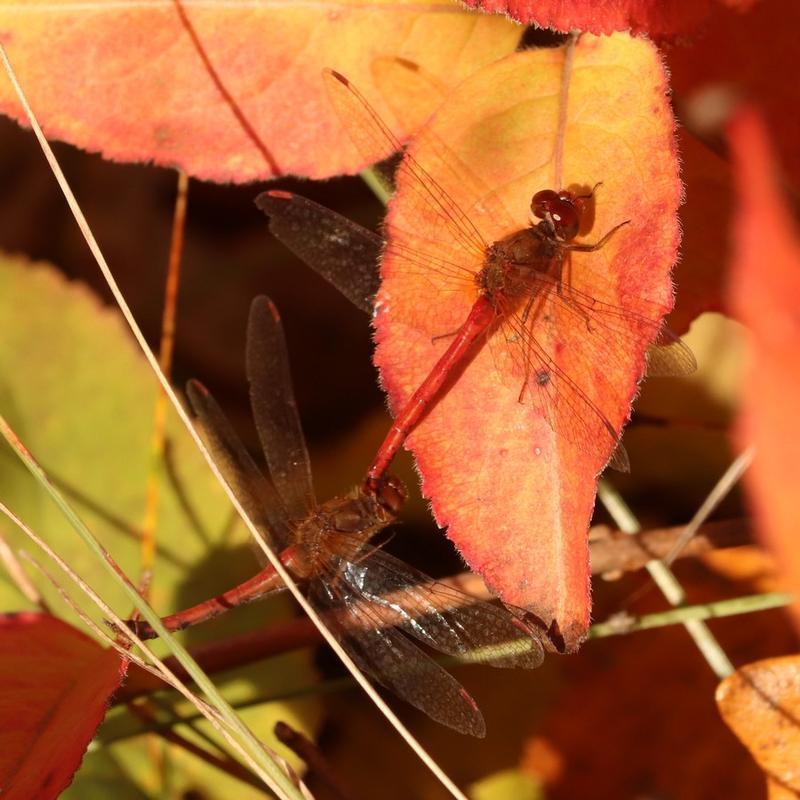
[566, 219, 630, 252]
[573, 180, 602, 201]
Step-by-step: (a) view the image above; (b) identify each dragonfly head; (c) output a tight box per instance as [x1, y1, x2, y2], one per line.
[373, 474, 407, 516]
[531, 188, 583, 242]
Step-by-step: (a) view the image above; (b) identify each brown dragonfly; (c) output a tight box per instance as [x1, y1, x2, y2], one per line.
[132, 296, 544, 737]
[256, 71, 695, 492]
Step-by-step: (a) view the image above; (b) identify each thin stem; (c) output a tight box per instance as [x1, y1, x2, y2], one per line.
[360, 166, 392, 206]
[0, 417, 304, 799]
[597, 480, 735, 678]
[139, 169, 190, 597]
[0, 499, 288, 791]
[129, 702, 269, 793]
[664, 447, 755, 565]
[590, 592, 792, 638]
[0, 529, 48, 609]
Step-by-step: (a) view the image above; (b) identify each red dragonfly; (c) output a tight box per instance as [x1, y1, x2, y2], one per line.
[256, 71, 695, 492]
[132, 296, 544, 737]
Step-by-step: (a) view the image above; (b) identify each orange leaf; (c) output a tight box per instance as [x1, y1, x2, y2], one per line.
[0, 613, 128, 799]
[717, 656, 800, 797]
[0, 1, 520, 182]
[374, 34, 681, 650]
[668, 0, 800, 188]
[727, 107, 800, 630]
[462, 0, 719, 36]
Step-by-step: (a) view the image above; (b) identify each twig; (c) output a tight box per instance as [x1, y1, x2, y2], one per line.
[589, 517, 751, 577]
[598, 480, 735, 678]
[663, 447, 755, 565]
[138, 169, 190, 598]
[590, 592, 792, 638]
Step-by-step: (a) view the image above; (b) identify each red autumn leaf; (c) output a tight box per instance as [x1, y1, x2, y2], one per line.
[0, 1, 521, 182]
[727, 107, 800, 631]
[373, 34, 681, 650]
[668, 0, 800, 188]
[462, 0, 720, 36]
[717, 655, 800, 797]
[0, 612, 128, 799]
[668, 128, 731, 334]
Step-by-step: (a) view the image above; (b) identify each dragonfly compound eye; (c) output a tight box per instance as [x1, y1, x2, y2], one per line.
[531, 190, 582, 241]
[548, 197, 581, 241]
[531, 189, 560, 220]
[376, 475, 407, 515]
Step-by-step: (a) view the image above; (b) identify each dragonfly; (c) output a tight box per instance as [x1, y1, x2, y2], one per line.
[131, 296, 545, 737]
[256, 70, 696, 493]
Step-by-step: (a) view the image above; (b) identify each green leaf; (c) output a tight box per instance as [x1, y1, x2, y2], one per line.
[0, 254, 319, 792]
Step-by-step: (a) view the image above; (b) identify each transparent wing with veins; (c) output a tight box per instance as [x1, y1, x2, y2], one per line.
[254, 192, 382, 315]
[186, 379, 291, 551]
[324, 69, 492, 262]
[492, 269, 695, 470]
[337, 549, 545, 668]
[247, 296, 316, 520]
[309, 561, 487, 737]
[306, 543, 546, 736]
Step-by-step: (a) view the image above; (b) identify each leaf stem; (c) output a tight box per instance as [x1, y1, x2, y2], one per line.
[553, 32, 579, 189]
[139, 169, 190, 597]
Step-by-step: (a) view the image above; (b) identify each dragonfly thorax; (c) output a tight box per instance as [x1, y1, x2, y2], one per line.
[479, 226, 562, 303]
[290, 490, 397, 578]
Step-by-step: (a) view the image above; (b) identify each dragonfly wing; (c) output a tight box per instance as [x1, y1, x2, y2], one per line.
[496, 269, 694, 472]
[246, 297, 316, 520]
[255, 191, 382, 315]
[340, 550, 545, 669]
[498, 306, 627, 472]
[186, 380, 290, 550]
[645, 326, 697, 377]
[310, 576, 487, 737]
[325, 70, 510, 263]
[551, 257, 696, 379]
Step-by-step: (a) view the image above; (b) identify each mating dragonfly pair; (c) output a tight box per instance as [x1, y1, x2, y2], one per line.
[136, 71, 693, 736]
[131, 297, 545, 738]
